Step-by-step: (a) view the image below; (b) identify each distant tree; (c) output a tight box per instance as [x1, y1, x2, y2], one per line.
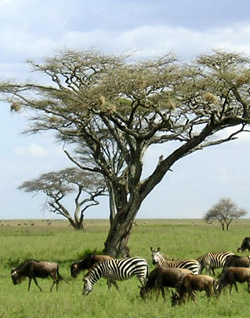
[204, 198, 247, 230]
[2, 49, 250, 256]
[18, 167, 107, 230]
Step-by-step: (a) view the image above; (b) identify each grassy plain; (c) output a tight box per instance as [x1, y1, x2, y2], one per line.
[1, 218, 250, 317]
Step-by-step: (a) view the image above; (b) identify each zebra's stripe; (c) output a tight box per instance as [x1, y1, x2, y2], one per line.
[196, 251, 234, 274]
[151, 248, 200, 274]
[83, 257, 148, 295]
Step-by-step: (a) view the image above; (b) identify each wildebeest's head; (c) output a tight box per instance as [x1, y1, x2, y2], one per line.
[11, 268, 25, 285]
[216, 271, 228, 293]
[70, 263, 80, 278]
[237, 237, 250, 253]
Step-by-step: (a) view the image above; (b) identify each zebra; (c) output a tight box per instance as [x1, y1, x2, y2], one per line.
[150, 247, 201, 275]
[83, 257, 148, 295]
[196, 251, 235, 275]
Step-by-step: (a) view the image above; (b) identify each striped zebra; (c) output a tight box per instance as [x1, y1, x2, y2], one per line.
[196, 251, 235, 275]
[150, 247, 201, 275]
[83, 257, 148, 295]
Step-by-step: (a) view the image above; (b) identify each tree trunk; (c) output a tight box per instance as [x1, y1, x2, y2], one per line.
[221, 222, 225, 231]
[67, 216, 84, 230]
[103, 205, 139, 257]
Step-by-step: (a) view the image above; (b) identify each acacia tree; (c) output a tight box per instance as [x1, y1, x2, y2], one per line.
[204, 198, 247, 230]
[1, 49, 250, 256]
[18, 167, 107, 230]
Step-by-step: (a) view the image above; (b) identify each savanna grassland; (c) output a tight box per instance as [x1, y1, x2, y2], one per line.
[1, 218, 250, 318]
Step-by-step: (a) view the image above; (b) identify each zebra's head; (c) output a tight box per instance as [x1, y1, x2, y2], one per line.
[150, 247, 161, 265]
[83, 278, 93, 295]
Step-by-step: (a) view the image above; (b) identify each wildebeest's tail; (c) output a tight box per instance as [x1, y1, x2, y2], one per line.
[57, 266, 69, 284]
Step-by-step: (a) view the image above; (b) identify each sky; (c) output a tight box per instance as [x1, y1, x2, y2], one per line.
[1, 0, 250, 220]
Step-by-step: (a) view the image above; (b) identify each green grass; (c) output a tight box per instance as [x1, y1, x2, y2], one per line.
[1, 218, 250, 317]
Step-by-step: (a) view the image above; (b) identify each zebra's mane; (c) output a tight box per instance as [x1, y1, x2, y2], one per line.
[160, 252, 169, 260]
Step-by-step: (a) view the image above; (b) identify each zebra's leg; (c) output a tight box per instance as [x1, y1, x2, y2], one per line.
[107, 278, 119, 290]
[138, 275, 147, 287]
[205, 265, 210, 275]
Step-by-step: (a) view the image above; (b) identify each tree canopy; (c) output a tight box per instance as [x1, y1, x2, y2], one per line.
[204, 198, 247, 230]
[18, 167, 107, 229]
[1, 49, 250, 256]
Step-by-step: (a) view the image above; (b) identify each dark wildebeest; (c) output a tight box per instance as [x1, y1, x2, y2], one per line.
[217, 266, 250, 293]
[171, 274, 216, 306]
[70, 254, 113, 278]
[140, 266, 192, 301]
[223, 255, 250, 269]
[11, 260, 66, 292]
[237, 237, 250, 253]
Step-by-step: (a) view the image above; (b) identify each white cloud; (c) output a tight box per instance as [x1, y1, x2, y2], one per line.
[2, 20, 250, 80]
[56, 23, 250, 61]
[14, 143, 47, 157]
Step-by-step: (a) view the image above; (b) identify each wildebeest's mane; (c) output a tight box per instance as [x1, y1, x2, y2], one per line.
[73, 254, 96, 264]
[13, 259, 40, 270]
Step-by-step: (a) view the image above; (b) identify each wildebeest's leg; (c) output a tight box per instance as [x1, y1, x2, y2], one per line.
[155, 287, 159, 300]
[205, 286, 214, 299]
[246, 276, 250, 293]
[190, 290, 196, 302]
[155, 286, 161, 301]
[230, 282, 238, 293]
[28, 278, 32, 291]
[50, 279, 59, 292]
[161, 287, 166, 301]
[171, 291, 181, 307]
[32, 277, 42, 291]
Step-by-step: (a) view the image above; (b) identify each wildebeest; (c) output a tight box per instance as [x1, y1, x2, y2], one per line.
[223, 255, 250, 269]
[217, 266, 250, 293]
[140, 266, 192, 301]
[171, 274, 216, 306]
[237, 237, 250, 253]
[11, 260, 66, 292]
[70, 254, 113, 278]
